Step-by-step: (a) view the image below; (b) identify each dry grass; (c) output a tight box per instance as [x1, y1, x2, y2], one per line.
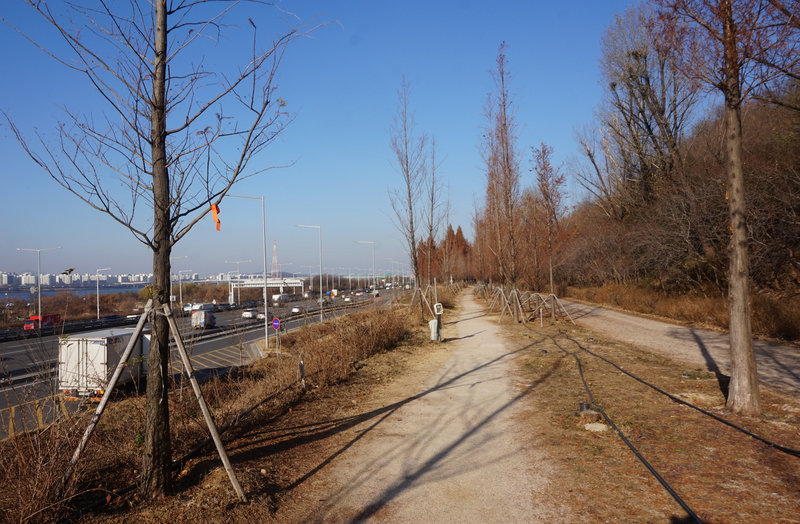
[496, 313, 800, 522]
[0, 305, 415, 523]
[0, 416, 88, 523]
[566, 284, 800, 342]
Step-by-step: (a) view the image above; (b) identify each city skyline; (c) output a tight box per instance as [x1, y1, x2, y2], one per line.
[1, 1, 636, 275]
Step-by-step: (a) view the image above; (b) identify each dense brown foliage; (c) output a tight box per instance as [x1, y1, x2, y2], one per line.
[560, 87, 800, 296]
[468, 5, 800, 309]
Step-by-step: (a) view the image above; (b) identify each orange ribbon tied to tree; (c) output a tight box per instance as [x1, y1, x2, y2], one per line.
[211, 203, 221, 231]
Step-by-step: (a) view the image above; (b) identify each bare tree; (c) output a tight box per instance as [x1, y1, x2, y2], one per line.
[655, 0, 800, 415]
[423, 138, 442, 286]
[532, 142, 565, 298]
[481, 43, 522, 291]
[389, 77, 427, 292]
[4, 0, 313, 496]
[576, 4, 698, 221]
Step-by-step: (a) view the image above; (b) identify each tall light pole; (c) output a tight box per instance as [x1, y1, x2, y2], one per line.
[178, 269, 192, 308]
[300, 265, 314, 291]
[357, 240, 376, 292]
[225, 259, 251, 304]
[297, 224, 323, 323]
[95, 267, 111, 319]
[225, 271, 236, 303]
[17, 246, 61, 329]
[276, 262, 293, 294]
[170, 255, 187, 305]
[227, 194, 269, 351]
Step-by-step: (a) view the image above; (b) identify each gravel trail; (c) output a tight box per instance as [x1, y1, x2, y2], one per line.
[290, 294, 568, 523]
[563, 300, 800, 396]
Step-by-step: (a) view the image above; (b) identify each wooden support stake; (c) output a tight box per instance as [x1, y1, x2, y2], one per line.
[163, 304, 247, 502]
[35, 399, 43, 428]
[58, 299, 153, 500]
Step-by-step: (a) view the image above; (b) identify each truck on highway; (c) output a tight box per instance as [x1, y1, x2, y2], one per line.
[23, 314, 62, 331]
[57, 328, 149, 402]
[192, 302, 215, 312]
[191, 310, 216, 329]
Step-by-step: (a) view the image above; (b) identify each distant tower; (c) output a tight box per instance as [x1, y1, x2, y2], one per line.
[271, 240, 280, 277]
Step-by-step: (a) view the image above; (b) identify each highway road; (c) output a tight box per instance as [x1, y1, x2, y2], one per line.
[0, 293, 388, 439]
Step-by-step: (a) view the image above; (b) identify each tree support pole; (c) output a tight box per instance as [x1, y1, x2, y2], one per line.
[163, 304, 247, 502]
[58, 299, 153, 500]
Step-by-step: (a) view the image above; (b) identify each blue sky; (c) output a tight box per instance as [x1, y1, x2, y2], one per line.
[1, 0, 636, 277]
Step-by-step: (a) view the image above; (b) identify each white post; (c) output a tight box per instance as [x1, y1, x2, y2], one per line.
[95, 267, 110, 319]
[357, 240, 376, 292]
[178, 269, 192, 309]
[228, 193, 269, 353]
[297, 225, 323, 323]
[17, 246, 61, 329]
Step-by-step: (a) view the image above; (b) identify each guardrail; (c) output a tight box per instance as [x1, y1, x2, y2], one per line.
[0, 316, 139, 343]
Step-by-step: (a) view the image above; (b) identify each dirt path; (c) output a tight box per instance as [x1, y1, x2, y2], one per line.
[562, 300, 800, 396]
[279, 294, 568, 523]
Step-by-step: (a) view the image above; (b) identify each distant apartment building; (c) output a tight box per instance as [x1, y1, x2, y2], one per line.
[0, 273, 8, 285]
[20, 273, 36, 286]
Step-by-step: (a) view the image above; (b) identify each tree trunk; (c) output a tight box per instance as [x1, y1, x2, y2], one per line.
[141, 0, 173, 497]
[549, 247, 555, 321]
[721, 0, 761, 416]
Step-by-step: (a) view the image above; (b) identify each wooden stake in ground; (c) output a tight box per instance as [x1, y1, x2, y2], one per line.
[58, 299, 154, 500]
[163, 304, 247, 502]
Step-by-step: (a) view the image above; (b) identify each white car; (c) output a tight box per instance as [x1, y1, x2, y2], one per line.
[256, 312, 267, 321]
[343, 297, 351, 302]
[291, 306, 301, 314]
[241, 308, 258, 319]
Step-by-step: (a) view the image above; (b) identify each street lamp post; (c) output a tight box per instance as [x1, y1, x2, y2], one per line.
[300, 265, 314, 291]
[357, 241, 376, 293]
[276, 262, 293, 293]
[178, 269, 192, 308]
[225, 259, 252, 304]
[95, 267, 111, 319]
[17, 246, 61, 329]
[226, 271, 236, 304]
[227, 193, 269, 353]
[297, 225, 323, 323]
[170, 255, 187, 305]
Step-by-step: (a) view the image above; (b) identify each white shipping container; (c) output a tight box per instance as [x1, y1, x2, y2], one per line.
[58, 328, 149, 401]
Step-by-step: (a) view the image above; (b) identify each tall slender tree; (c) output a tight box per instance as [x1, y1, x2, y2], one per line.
[390, 77, 427, 295]
[5, 0, 311, 496]
[532, 143, 565, 299]
[481, 43, 522, 296]
[654, 0, 800, 415]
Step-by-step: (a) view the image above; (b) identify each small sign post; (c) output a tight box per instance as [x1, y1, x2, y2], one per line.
[272, 317, 281, 355]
